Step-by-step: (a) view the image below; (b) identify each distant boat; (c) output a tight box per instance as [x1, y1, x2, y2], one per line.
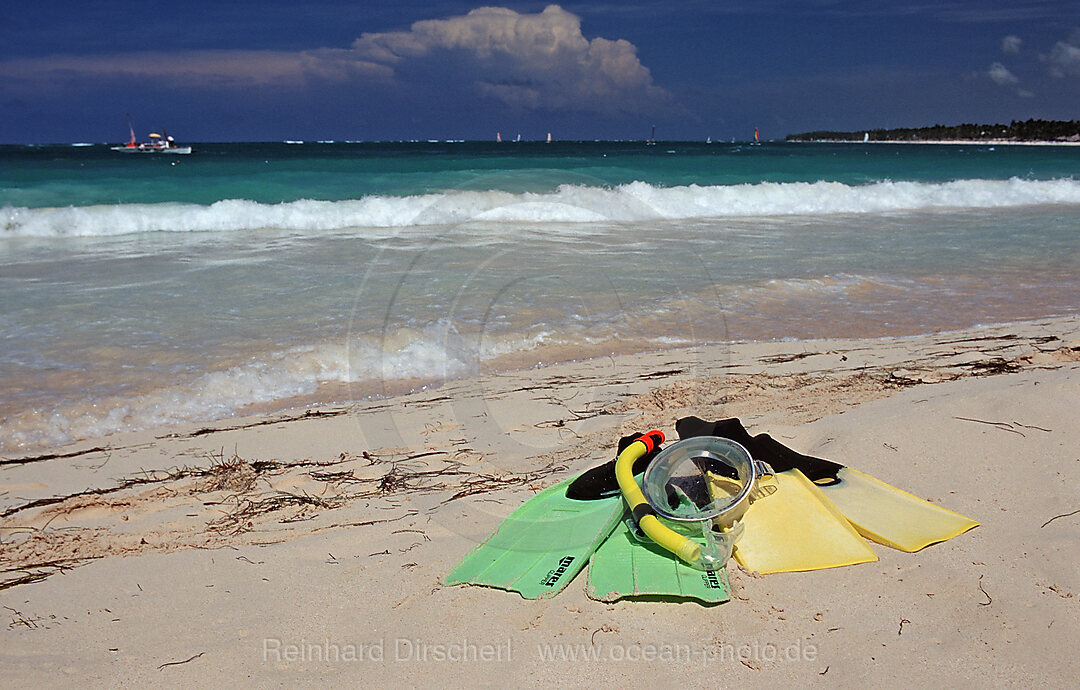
[497, 132, 502, 142]
[646, 124, 656, 146]
[754, 128, 760, 143]
[110, 115, 191, 154]
[546, 132, 552, 143]
[515, 133, 521, 143]
[863, 132, 870, 143]
[706, 136, 712, 144]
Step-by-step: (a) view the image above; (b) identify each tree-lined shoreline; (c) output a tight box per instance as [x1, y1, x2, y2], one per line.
[787, 119, 1080, 143]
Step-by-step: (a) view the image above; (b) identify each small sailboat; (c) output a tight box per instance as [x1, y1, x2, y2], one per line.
[157, 130, 191, 154]
[497, 132, 502, 142]
[111, 114, 191, 154]
[546, 132, 552, 143]
[646, 124, 656, 146]
[115, 114, 137, 150]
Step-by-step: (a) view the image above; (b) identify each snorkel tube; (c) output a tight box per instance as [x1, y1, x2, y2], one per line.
[614, 430, 703, 567]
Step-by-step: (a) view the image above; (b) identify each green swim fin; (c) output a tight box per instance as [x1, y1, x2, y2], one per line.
[586, 518, 731, 603]
[444, 431, 664, 599]
[443, 475, 624, 599]
[677, 417, 979, 553]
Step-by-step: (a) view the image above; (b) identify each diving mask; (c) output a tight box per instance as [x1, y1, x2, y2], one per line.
[616, 434, 776, 571]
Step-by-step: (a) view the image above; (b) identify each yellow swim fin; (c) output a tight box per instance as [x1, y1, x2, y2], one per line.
[810, 466, 978, 552]
[722, 468, 878, 574]
[677, 417, 979, 554]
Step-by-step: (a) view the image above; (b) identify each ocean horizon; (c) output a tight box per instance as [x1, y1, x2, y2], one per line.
[3, 140, 1080, 453]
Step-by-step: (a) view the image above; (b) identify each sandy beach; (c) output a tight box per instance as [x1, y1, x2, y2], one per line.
[3, 316, 1080, 686]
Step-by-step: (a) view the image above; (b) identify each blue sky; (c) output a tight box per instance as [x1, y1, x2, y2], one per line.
[2, 1, 1079, 143]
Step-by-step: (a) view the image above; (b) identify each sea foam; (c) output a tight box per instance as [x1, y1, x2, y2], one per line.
[0, 320, 556, 453]
[3, 177, 1080, 239]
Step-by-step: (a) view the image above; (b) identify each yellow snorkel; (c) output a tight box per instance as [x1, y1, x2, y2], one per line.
[614, 430, 703, 567]
[616, 433, 776, 571]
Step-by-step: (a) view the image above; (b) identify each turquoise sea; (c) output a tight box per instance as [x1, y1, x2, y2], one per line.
[2, 140, 1079, 453]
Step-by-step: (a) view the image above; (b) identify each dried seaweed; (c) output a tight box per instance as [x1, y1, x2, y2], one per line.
[640, 368, 686, 379]
[760, 352, 819, 364]
[883, 371, 926, 388]
[953, 416, 1026, 436]
[443, 465, 566, 502]
[0, 446, 114, 467]
[962, 357, 1023, 376]
[1041, 508, 1080, 529]
[157, 651, 206, 671]
[159, 407, 349, 439]
[0, 557, 97, 591]
[1, 449, 352, 519]
[207, 491, 344, 535]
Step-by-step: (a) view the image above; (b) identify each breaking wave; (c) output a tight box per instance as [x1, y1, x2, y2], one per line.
[4, 177, 1080, 239]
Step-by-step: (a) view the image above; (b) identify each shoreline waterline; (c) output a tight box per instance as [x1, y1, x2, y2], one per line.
[5, 313, 1078, 460]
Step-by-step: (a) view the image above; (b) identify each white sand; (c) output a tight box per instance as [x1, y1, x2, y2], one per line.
[3, 316, 1079, 685]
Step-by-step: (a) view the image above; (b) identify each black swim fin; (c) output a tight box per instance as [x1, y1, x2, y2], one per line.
[565, 431, 664, 500]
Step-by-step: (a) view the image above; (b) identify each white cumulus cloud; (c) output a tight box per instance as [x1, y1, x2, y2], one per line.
[1046, 29, 1080, 76]
[988, 62, 1019, 85]
[0, 5, 669, 117]
[352, 5, 670, 113]
[1001, 35, 1022, 54]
